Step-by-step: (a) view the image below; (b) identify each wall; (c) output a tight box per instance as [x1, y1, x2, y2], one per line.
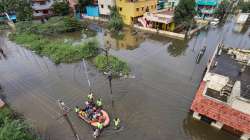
[98, 0, 115, 15]
[116, 0, 157, 25]
[86, 6, 99, 17]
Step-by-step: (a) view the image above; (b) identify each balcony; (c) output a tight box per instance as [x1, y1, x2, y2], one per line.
[32, 0, 54, 10]
[200, 9, 215, 14]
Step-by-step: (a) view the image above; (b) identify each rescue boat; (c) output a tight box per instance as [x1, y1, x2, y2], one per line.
[78, 110, 110, 127]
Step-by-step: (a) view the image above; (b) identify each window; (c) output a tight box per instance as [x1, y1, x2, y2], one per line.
[142, 7, 144, 11]
[136, 8, 139, 11]
[119, 7, 122, 11]
[108, 5, 111, 9]
[151, 5, 153, 9]
[101, 5, 104, 8]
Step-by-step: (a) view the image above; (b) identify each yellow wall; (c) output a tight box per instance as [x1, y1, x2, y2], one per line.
[116, 0, 157, 25]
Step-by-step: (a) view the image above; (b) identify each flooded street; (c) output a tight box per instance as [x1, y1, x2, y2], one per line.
[0, 17, 249, 140]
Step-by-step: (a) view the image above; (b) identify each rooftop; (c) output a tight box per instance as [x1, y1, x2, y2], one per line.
[203, 47, 250, 114]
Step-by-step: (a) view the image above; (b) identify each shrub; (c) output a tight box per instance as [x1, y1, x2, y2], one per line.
[0, 107, 12, 127]
[94, 55, 130, 75]
[0, 107, 36, 140]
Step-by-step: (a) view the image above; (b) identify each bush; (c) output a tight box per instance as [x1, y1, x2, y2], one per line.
[0, 120, 34, 140]
[0, 107, 12, 127]
[94, 55, 130, 76]
[0, 107, 36, 140]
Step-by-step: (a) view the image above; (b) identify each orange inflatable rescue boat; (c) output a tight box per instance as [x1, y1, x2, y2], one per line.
[78, 110, 110, 127]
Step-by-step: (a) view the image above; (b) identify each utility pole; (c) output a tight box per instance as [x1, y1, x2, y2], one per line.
[57, 100, 80, 140]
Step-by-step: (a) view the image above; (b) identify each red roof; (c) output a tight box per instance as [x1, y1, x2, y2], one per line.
[191, 81, 250, 134]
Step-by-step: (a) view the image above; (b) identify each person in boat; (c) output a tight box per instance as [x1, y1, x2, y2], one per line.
[96, 98, 103, 109]
[113, 118, 121, 130]
[78, 109, 86, 117]
[75, 106, 80, 113]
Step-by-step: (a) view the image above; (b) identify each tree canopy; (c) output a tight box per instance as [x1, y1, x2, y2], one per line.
[174, 0, 196, 27]
[214, 0, 230, 20]
[238, 0, 250, 13]
[52, 0, 70, 16]
[0, 0, 32, 21]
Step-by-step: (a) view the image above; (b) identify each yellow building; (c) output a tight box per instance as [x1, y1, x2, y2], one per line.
[116, 0, 157, 25]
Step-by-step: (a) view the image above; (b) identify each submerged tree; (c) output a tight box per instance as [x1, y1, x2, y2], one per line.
[174, 0, 196, 32]
[108, 7, 124, 32]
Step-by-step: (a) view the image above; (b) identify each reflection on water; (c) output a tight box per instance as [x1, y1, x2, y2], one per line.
[167, 40, 188, 57]
[104, 29, 145, 50]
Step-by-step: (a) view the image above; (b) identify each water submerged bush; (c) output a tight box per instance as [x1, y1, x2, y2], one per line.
[0, 107, 37, 140]
[94, 55, 130, 76]
[10, 32, 99, 64]
[10, 17, 130, 75]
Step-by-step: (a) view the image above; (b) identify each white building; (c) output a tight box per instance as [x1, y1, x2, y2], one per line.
[165, 0, 180, 9]
[98, 0, 115, 16]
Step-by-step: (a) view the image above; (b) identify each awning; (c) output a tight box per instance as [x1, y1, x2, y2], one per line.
[196, 0, 218, 6]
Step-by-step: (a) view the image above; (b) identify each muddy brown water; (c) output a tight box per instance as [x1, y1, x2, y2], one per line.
[0, 17, 249, 140]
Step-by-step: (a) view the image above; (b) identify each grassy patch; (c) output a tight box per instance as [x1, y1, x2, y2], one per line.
[10, 32, 99, 64]
[0, 106, 37, 140]
[16, 17, 83, 36]
[94, 55, 130, 76]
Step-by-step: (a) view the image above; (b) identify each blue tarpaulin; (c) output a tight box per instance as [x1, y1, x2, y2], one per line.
[86, 6, 99, 17]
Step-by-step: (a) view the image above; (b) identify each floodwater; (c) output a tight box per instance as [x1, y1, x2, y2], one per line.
[0, 16, 249, 140]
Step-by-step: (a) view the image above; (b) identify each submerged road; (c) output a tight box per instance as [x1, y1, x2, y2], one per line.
[0, 17, 249, 140]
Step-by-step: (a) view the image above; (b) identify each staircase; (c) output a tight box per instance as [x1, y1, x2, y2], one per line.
[138, 17, 147, 27]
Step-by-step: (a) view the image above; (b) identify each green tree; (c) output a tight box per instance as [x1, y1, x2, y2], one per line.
[0, 0, 17, 13]
[214, 0, 230, 20]
[174, 0, 196, 31]
[238, 0, 250, 13]
[16, 0, 32, 21]
[108, 7, 124, 32]
[52, 0, 70, 16]
[0, 0, 32, 21]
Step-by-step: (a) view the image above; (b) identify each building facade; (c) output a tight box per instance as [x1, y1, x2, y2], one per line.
[196, 0, 221, 18]
[116, 0, 157, 25]
[98, 0, 115, 16]
[138, 9, 175, 31]
[32, 0, 54, 19]
[165, 0, 179, 9]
